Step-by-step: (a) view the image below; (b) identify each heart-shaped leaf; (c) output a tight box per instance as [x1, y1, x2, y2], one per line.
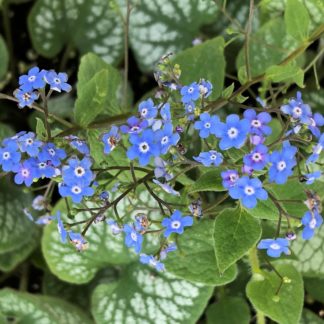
[91, 263, 213, 324]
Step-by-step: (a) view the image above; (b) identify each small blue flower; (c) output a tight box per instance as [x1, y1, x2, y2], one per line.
[153, 179, 180, 196]
[193, 150, 223, 167]
[249, 134, 265, 146]
[32, 195, 46, 211]
[160, 242, 177, 260]
[257, 238, 290, 258]
[309, 113, 324, 138]
[154, 157, 173, 181]
[107, 219, 123, 235]
[39, 143, 66, 167]
[56, 211, 68, 243]
[269, 142, 297, 184]
[32, 157, 56, 179]
[199, 79, 213, 98]
[124, 224, 143, 254]
[127, 129, 160, 166]
[44, 71, 72, 92]
[184, 102, 195, 121]
[102, 126, 120, 154]
[281, 92, 312, 124]
[140, 254, 165, 272]
[18, 132, 43, 157]
[67, 136, 90, 155]
[243, 109, 272, 136]
[14, 89, 39, 109]
[301, 210, 323, 240]
[0, 143, 21, 172]
[162, 210, 193, 237]
[228, 176, 268, 208]
[14, 160, 36, 187]
[18, 67, 46, 92]
[180, 82, 200, 103]
[69, 231, 88, 251]
[138, 98, 157, 119]
[221, 170, 239, 189]
[159, 103, 172, 124]
[62, 157, 93, 185]
[243, 144, 269, 171]
[194, 112, 221, 139]
[155, 123, 180, 154]
[58, 181, 94, 204]
[120, 116, 148, 134]
[217, 114, 250, 150]
[304, 171, 321, 185]
[307, 133, 324, 164]
[35, 215, 55, 225]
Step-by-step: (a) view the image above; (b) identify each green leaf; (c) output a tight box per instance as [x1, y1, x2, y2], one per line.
[35, 117, 47, 141]
[304, 277, 324, 303]
[129, 0, 217, 71]
[28, 0, 123, 65]
[301, 309, 324, 324]
[236, 18, 299, 77]
[265, 62, 304, 87]
[285, 0, 310, 41]
[0, 35, 8, 80]
[91, 263, 213, 324]
[214, 207, 262, 273]
[222, 83, 235, 99]
[188, 170, 225, 194]
[0, 181, 36, 253]
[164, 219, 237, 286]
[206, 296, 251, 324]
[246, 264, 304, 324]
[173, 37, 225, 100]
[0, 288, 92, 323]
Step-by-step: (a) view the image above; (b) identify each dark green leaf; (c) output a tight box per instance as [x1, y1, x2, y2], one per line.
[188, 170, 225, 194]
[304, 277, 324, 303]
[0, 35, 8, 80]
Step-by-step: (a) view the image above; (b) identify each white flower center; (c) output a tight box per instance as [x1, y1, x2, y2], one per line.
[277, 161, 286, 171]
[48, 149, 55, 156]
[26, 138, 33, 145]
[252, 153, 262, 162]
[229, 174, 238, 182]
[171, 220, 181, 229]
[2, 152, 10, 160]
[23, 93, 31, 101]
[38, 162, 47, 169]
[270, 243, 281, 250]
[204, 122, 211, 129]
[139, 142, 149, 153]
[309, 218, 317, 229]
[131, 232, 138, 241]
[131, 126, 139, 132]
[22, 169, 30, 177]
[210, 154, 217, 160]
[161, 136, 169, 145]
[227, 127, 238, 139]
[293, 106, 302, 116]
[54, 78, 61, 84]
[252, 119, 261, 127]
[28, 75, 36, 82]
[72, 186, 81, 194]
[74, 167, 85, 177]
[141, 108, 148, 117]
[244, 185, 255, 195]
[188, 87, 194, 94]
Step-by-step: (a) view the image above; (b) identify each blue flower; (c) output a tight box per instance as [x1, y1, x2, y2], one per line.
[257, 238, 290, 258]
[193, 150, 223, 167]
[160, 242, 177, 260]
[107, 219, 123, 235]
[155, 123, 180, 154]
[154, 157, 173, 181]
[120, 116, 148, 134]
[32, 195, 46, 211]
[69, 231, 88, 251]
[180, 82, 200, 103]
[56, 211, 68, 243]
[18, 132, 43, 157]
[160, 103, 172, 123]
[243, 109, 272, 136]
[35, 215, 55, 225]
[281, 92, 312, 124]
[138, 98, 157, 119]
[301, 210, 323, 240]
[184, 102, 195, 121]
[32, 157, 56, 179]
[62, 157, 93, 185]
[124, 224, 143, 254]
[18, 67, 46, 92]
[14, 160, 36, 187]
[44, 71, 72, 92]
[199, 79, 213, 98]
[269, 142, 297, 184]
[58, 181, 94, 204]
[194, 112, 221, 139]
[162, 210, 193, 237]
[217, 114, 250, 150]
[14, 89, 39, 109]
[39, 143, 66, 167]
[0, 143, 21, 172]
[67, 136, 90, 155]
[243, 144, 269, 171]
[153, 179, 180, 196]
[307, 133, 324, 164]
[304, 171, 321, 185]
[127, 129, 160, 166]
[221, 170, 239, 189]
[309, 113, 324, 138]
[228, 176, 268, 208]
[249, 134, 265, 146]
[102, 126, 120, 154]
[140, 254, 165, 272]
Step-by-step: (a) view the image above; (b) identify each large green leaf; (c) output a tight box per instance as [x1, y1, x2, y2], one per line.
[173, 37, 225, 100]
[285, 0, 310, 41]
[129, 0, 217, 71]
[164, 219, 237, 286]
[0, 288, 92, 324]
[301, 309, 324, 324]
[0, 181, 36, 253]
[214, 207, 262, 273]
[246, 264, 304, 324]
[188, 169, 225, 194]
[28, 0, 123, 65]
[91, 263, 213, 324]
[206, 296, 251, 324]
[0, 35, 8, 80]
